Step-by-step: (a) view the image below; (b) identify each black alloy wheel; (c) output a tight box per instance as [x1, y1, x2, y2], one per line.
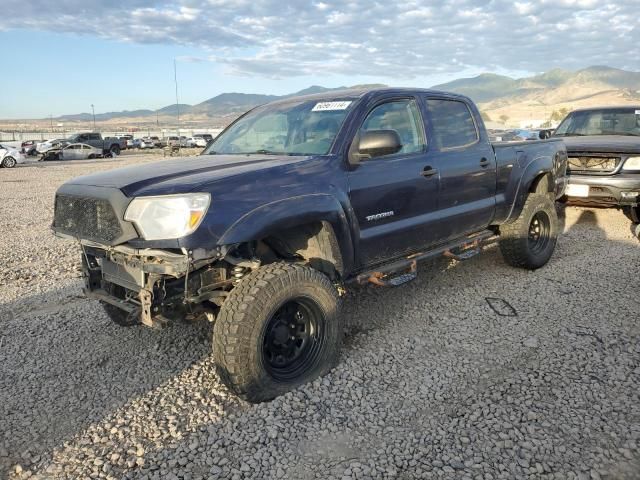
[262, 298, 325, 382]
[527, 211, 551, 255]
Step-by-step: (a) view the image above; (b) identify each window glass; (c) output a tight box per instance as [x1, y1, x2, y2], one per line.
[554, 108, 640, 137]
[361, 100, 425, 155]
[205, 99, 353, 155]
[426, 99, 478, 149]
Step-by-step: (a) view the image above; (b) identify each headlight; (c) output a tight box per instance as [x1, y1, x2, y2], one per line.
[622, 156, 640, 171]
[124, 193, 210, 240]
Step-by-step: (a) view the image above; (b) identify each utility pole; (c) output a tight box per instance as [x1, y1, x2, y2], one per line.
[91, 104, 96, 131]
[174, 58, 181, 153]
[174, 59, 180, 124]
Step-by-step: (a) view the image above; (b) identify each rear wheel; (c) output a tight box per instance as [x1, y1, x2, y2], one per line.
[499, 193, 558, 269]
[1, 156, 17, 168]
[213, 263, 341, 403]
[110, 145, 121, 156]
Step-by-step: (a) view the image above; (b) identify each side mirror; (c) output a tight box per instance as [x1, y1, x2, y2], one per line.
[353, 129, 402, 163]
[538, 129, 551, 139]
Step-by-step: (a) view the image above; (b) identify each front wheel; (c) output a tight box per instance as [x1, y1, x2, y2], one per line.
[499, 193, 558, 270]
[623, 206, 640, 224]
[213, 263, 341, 403]
[1, 156, 17, 168]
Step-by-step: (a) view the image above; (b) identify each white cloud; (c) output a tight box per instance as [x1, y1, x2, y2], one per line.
[2, 0, 639, 78]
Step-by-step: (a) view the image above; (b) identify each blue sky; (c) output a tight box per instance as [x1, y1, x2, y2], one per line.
[1, 0, 638, 119]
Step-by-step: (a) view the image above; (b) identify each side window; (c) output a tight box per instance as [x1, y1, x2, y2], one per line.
[361, 100, 425, 156]
[426, 99, 478, 149]
[89, 133, 101, 141]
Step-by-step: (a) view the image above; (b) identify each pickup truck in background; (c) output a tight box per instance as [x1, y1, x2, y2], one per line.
[553, 106, 640, 222]
[52, 88, 567, 402]
[66, 132, 124, 156]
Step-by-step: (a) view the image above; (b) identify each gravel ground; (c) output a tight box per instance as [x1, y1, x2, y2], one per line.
[1, 156, 639, 480]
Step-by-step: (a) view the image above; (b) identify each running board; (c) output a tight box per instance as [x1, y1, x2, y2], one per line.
[354, 230, 496, 286]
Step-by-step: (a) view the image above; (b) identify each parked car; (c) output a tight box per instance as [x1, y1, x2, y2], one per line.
[36, 138, 68, 154]
[164, 136, 181, 146]
[52, 87, 567, 402]
[41, 143, 104, 161]
[186, 136, 207, 148]
[21, 140, 39, 156]
[66, 133, 123, 155]
[0, 143, 25, 168]
[115, 135, 134, 149]
[133, 138, 155, 149]
[554, 106, 640, 222]
[149, 136, 162, 147]
[193, 133, 214, 143]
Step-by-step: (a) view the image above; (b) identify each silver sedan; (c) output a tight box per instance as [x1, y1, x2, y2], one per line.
[59, 143, 103, 160]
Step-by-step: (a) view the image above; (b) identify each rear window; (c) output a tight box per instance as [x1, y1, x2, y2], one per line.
[426, 99, 478, 149]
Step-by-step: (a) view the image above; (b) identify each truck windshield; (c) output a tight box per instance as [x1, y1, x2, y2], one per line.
[203, 98, 356, 155]
[555, 108, 640, 137]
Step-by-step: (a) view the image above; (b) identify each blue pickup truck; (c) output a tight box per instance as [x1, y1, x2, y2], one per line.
[53, 88, 567, 402]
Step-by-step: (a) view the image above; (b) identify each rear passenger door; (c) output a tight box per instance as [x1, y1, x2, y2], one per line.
[424, 97, 497, 239]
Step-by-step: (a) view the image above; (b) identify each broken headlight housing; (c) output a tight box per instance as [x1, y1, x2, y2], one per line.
[124, 193, 210, 240]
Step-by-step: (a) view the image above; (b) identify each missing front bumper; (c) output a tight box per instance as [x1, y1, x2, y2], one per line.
[81, 242, 232, 327]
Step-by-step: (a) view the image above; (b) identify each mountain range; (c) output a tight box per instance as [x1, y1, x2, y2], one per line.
[51, 66, 640, 127]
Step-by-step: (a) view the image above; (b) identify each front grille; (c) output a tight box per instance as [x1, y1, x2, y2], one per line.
[54, 194, 122, 243]
[567, 156, 620, 174]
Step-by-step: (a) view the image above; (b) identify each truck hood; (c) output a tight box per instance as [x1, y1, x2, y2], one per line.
[559, 135, 640, 154]
[66, 154, 310, 196]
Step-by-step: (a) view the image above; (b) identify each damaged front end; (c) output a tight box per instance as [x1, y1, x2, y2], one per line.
[80, 241, 257, 328]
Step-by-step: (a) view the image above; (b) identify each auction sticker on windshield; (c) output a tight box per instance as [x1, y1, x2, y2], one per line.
[312, 101, 352, 111]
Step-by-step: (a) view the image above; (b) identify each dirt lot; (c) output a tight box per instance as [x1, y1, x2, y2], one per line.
[1, 155, 639, 480]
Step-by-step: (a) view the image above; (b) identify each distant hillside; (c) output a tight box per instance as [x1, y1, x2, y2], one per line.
[434, 66, 640, 127]
[53, 84, 388, 123]
[49, 67, 640, 128]
[432, 66, 640, 103]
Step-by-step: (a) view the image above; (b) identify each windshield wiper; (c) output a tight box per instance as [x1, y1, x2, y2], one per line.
[249, 149, 281, 155]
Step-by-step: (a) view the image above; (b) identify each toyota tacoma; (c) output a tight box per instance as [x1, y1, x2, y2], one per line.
[52, 88, 567, 402]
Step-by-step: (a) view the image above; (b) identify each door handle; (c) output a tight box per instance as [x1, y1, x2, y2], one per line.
[421, 167, 438, 177]
[479, 157, 490, 167]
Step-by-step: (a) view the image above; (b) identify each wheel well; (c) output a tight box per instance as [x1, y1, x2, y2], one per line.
[530, 172, 553, 195]
[256, 221, 344, 280]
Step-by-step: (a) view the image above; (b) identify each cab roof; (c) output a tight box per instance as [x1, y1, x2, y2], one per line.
[266, 87, 473, 106]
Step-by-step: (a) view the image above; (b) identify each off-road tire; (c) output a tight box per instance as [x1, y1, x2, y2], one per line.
[499, 193, 558, 269]
[100, 283, 140, 327]
[110, 145, 121, 156]
[623, 206, 640, 224]
[213, 263, 341, 403]
[1, 156, 17, 168]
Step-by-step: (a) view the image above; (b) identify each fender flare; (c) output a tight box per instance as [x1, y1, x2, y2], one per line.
[504, 154, 554, 223]
[218, 193, 355, 273]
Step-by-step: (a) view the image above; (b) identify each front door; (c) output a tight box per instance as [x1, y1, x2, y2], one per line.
[347, 98, 441, 267]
